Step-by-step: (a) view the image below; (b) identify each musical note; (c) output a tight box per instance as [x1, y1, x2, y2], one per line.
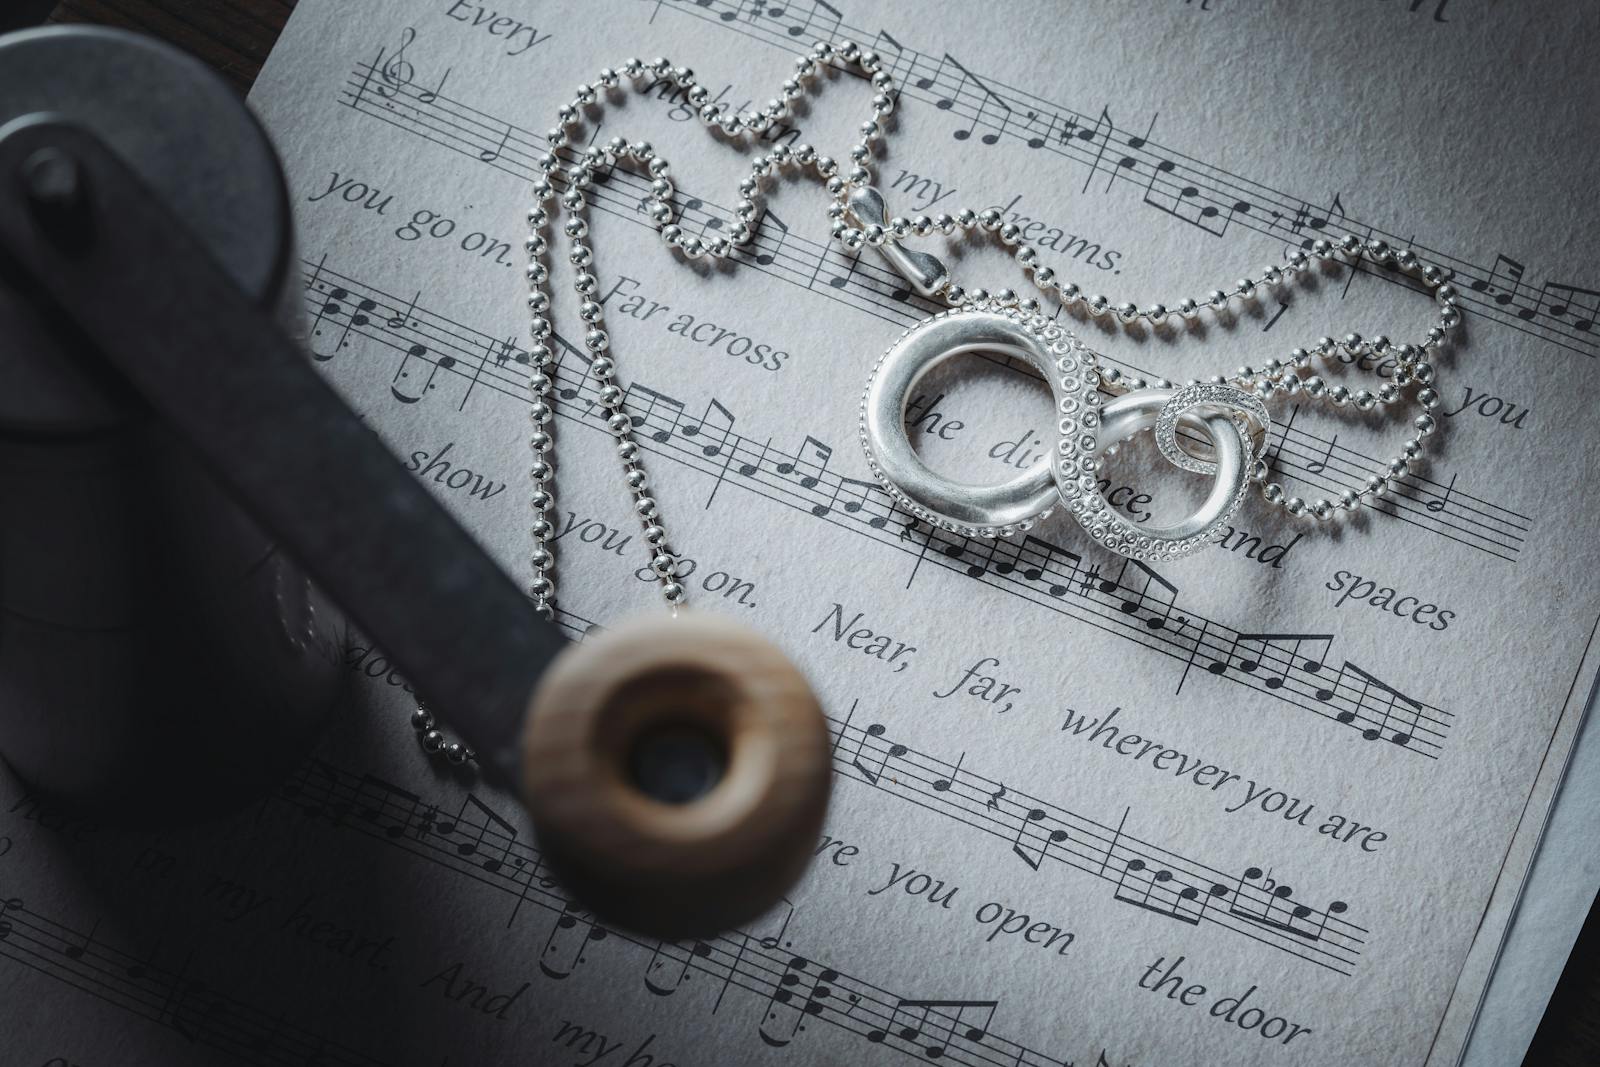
[554, 338, 601, 411]
[962, 537, 1009, 580]
[390, 343, 450, 404]
[774, 0, 840, 40]
[540, 901, 607, 980]
[758, 953, 809, 1046]
[1140, 154, 1242, 237]
[416, 66, 451, 105]
[775, 435, 833, 490]
[1470, 253, 1538, 320]
[283, 760, 347, 823]
[1208, 633, 1333, 690]
[818, 247, 858, 292]
[810, 473, 880, 519]
[1174, 615, 1214, 693]
[1016, 535, 1079, 596]
[683, 398, 737, 458]
[350, 774, 421, 840]
[868, 29, 912, 83]
[1106, 559, 1178, 630]
[753, 209, 789, 267]
[941, 55, 1011, 145]
[1305, 433, 1338, 475]
[759, 956, 849, 1048]
[1426, 472, 1457, 514]
[478, 120, 512, 163]
[932, 752, 964, 792]
[384, 291, 419, 331]
[644, 941, 693, 996]
[1306, 192, 1348, 233]
[1330, 662, 1424, 745]
[1126, 113, 1158, 151]
[625, 383, 687, 442]
[0, 896, 18, 940]
[1077, 107, 1117, 193]
[1228, 867, 1348, 942]
[307, 283, 345, 360]
[62, 917, 98, 960]
[869, 999, 997, 1058]
[1112, 859, 1213, 926]
[1540, 280, 1599, 332]
[736, 436, 772, 478]
[1012, 808, 1069, 871]
[848, 723, 906, 785]
[1021, 107, 1063, 150]
[756, 898, 796, 950]
[451, 796, 519, 874]
[326, 290, 377, 358]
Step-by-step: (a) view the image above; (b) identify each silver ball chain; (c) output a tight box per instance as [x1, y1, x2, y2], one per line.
[519, 43, 899, 629]
[413, 39, 1461, 760]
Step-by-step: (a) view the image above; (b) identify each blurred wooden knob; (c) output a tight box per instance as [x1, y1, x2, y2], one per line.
[519, 612, 831, 938]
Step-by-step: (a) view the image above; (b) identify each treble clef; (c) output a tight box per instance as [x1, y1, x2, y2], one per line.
[377, 26, 417, 98]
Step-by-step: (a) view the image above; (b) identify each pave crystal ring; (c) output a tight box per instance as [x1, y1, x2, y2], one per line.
[1053, 386, 1255, 562]
[1154, 383, 1271, 476]
[860, 302, 1099, 538]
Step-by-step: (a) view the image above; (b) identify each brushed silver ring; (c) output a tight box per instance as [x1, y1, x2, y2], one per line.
[860, 303, 1100, 538]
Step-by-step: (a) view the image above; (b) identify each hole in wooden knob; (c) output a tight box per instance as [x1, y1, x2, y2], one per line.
[627, 720, 727, 805]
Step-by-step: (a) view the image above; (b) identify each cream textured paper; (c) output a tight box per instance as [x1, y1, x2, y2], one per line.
[4, 2, 1597, 1065]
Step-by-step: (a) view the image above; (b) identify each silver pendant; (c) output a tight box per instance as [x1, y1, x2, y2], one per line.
[860, 302, 1264, 559]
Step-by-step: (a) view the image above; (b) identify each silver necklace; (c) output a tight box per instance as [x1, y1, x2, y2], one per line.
[409, 40, 1460, 758]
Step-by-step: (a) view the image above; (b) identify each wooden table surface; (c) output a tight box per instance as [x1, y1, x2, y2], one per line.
[22, 1, 1600, 1063]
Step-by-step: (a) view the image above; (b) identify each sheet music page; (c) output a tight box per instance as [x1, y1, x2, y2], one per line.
[5, 1, 1599, 1065]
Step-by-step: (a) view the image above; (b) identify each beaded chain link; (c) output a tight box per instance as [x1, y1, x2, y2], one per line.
[414, 38, 1461, 760]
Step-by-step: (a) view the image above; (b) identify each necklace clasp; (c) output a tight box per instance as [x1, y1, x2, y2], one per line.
[846, 186, 951, 299]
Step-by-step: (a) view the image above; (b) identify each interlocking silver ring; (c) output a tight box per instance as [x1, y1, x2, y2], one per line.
[1054, 387, 1254, 561]
[860, 302, 1100, 538]
[1154, 383, 1271, 475]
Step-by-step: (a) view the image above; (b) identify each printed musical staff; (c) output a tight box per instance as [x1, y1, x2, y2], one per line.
[297, 257, 1458, 759]
[664, 0, 1600, 359]
[813, 715, 1367, 974]
[0, 894, 389, 1065]
[1261, 407, 1527, 561]
[257, 756, 1069, 1066]
[331, 63, 1530, 564]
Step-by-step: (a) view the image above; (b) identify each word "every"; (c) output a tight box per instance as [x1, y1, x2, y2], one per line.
[442, 1, 552, 57]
